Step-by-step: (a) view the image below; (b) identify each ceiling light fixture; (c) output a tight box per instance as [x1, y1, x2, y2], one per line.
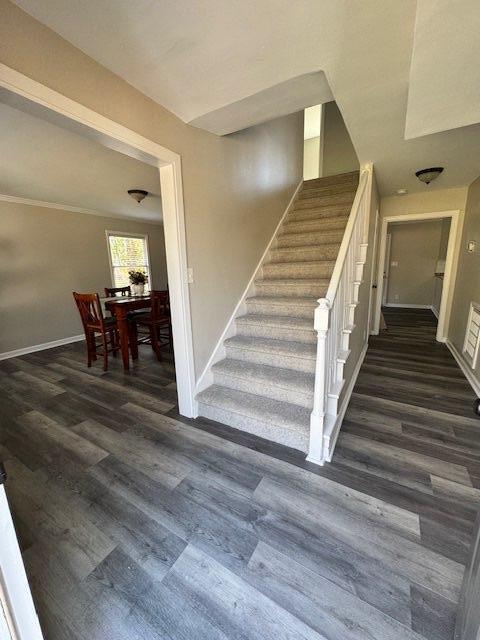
[128, 189, 149, 204]
[415, 167, 444, 185]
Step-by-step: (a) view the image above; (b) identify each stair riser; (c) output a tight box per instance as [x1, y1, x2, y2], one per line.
[269, 245, 341, 262]
[282, 218, 348, 234]
[213, 371, 313, 409]
[294, 195, 354, 210]
[298, 183, 357, 199]
[303, 172, 358, 190]
[255, 281, 328, 297]
[276, 232, 344, 248]
[288, 206, 351, 222]
[262, 262, 334, 279]
[246, 300, 315, 319]
[197, 402, 308, 452]
[225, 344, 316, 374]
[236, 321, 316, 344]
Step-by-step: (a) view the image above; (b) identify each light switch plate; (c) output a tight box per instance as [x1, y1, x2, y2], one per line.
[391, 261, 398, 267]
[187, 267, 194, 284]
[468, 240, 476, 253]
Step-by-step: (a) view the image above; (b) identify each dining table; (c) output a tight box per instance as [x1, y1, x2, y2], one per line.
[103, 294, 152, 371]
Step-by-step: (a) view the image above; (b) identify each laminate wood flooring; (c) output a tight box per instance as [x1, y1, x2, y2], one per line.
[1, 307, 479, 639]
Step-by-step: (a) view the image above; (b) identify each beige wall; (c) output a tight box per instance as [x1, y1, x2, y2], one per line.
[449, 175, 480, 384]
[303, 136, 320, 180]
[322, 102, 359, 178]
[0, 203, 168, 353]
[380, 187, 468, 219]
[386, 220, 443, 306]
[0, 0, 304, 375]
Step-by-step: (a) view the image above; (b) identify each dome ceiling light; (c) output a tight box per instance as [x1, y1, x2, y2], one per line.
[415, 167, 444, 185]
[128, 189, 149, 204]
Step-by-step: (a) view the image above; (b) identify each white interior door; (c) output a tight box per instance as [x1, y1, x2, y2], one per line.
[0, 472, 43, 640]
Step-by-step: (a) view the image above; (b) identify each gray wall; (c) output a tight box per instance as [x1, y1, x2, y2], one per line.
[0, 203, 168, 353]
[386, 219, 443, 306]
[449, 175, 480, 385]
[0, 0, 304, 376]
[322, 102, 359, 178]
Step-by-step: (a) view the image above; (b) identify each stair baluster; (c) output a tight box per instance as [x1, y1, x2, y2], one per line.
[307, 165, 373, 465]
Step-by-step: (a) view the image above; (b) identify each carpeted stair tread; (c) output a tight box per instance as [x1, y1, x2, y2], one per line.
[213, 358, 314, 391]
[237, 313, 314, 331]
[196, 385, 310, 451]
[224, 334, 316, 358]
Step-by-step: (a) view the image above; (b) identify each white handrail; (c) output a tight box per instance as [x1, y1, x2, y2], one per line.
[307, 164, 373, 465]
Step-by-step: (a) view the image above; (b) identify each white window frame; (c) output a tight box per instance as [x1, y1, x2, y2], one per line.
[105, 230, 152, 291]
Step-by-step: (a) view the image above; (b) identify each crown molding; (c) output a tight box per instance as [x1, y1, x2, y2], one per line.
[0, 193, 163, 225]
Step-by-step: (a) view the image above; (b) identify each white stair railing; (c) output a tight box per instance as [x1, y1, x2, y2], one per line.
[307, 164, 373, 465]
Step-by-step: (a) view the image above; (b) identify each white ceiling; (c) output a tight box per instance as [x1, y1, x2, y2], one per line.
[406, 0, 480, 139]
[11, 0, 480, 195]
[0, 101, 163, 222]
[190, 73, 332, 136]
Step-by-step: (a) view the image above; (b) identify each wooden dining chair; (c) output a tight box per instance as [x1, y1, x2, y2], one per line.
[104, 286, 131, 297]
[133, 290, 172, 360]
[73, 292, 119, 371]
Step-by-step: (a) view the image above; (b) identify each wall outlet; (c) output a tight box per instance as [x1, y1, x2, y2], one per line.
[391, 261, 398, 267]
[187, 267, 194, 284]
[468, 240, 476, 253]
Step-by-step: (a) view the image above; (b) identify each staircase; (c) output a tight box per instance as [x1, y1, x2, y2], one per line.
[196, 170, 362, 454]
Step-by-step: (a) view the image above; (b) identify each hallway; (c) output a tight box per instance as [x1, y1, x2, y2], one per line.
[0, 309, 479, 639]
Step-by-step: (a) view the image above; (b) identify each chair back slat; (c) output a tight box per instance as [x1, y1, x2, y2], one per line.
[104, 286, 131, 298]
[150, 290, 169, 321]
[73, 292, 105, 330]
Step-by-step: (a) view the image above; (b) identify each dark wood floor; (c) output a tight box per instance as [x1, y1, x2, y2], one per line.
[1, 307, 479, 640]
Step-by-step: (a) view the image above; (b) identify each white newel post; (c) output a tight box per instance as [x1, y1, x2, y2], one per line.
[307, 298, 331, 465]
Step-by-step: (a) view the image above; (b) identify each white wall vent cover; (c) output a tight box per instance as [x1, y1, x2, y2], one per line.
[463, 302, 480, 370]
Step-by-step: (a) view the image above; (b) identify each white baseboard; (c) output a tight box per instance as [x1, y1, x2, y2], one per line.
[323, 342, 368, 462]
[383, 303, 433, 309]
[0, 334, 84, 361]
[446, 339, 480, 397]
[193, 179, 304, 410]
[431, 305, 439, 318]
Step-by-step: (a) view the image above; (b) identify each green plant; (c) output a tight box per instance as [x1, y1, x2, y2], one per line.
[128, 270, 148, 285]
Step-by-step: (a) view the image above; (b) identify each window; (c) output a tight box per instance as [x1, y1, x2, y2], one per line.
[106, 231, 151, 291]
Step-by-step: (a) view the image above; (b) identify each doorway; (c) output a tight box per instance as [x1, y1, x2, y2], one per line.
[0, 63, 196, 417]
[373, 210, 462, 342]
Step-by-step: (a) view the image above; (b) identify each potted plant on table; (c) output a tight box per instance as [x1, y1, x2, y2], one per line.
[128, 270, 148, 296]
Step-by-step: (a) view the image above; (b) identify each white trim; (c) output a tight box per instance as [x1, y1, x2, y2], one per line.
[321, 342, 368, 463]
[193, 179, 304, 407]
[431, 305, 439, 318]
[0, 485, 44, 640]
[0, 63, 196, 417]
[0, 193, 162, 225]
[105, 230, 152, 289]
[383, 303, 433, 309]
[446, 339, 480, 397]
[373, 210, 462, 343]
[0, 335, 85, 362]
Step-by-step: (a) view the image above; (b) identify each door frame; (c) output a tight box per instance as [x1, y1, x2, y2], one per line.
[372, 210, 462, 342]
[0, 62, 196, 417]
[381, 233, 392, 305]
